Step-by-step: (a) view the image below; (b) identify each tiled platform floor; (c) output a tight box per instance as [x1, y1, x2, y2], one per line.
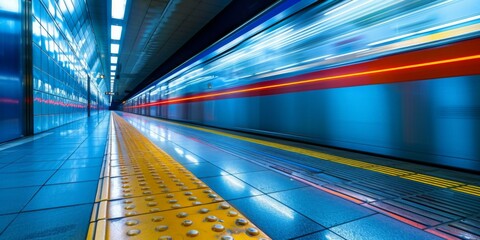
[0, 113, 109, 239]
[1, 111, 479, 239]
[117, 112, 480, 240]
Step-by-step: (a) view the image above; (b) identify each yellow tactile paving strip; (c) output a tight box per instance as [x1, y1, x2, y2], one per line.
[87, 113, 270, 239]
[157, 119, 480, 197]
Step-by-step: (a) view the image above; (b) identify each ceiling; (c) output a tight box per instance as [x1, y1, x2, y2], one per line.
[87, 0, 232, 103]
[86, 0, 278, 105]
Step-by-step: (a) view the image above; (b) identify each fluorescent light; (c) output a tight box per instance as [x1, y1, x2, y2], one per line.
[111, 65, 117, 71]
[111, 56, 118, 64]
[112, 0, 127, 20]
[111, 25, 122, 40]
[111, 44, 119, 54]
[0, 1, 20, 13]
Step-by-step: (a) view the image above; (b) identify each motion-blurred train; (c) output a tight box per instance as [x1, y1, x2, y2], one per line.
[123, 0, 480, 171]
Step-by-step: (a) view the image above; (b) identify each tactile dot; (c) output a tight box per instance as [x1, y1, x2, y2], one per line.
[219, 203, 230, 209]
[182, 220, 193, 226]
[168, 199, 178, 203]
[125, 211, 137, 216]
[124, 204, 136, 210]
[246, 228, 259, 236]
[205, 215, 218, 222]
[203, 190, 212, 193]
[188, 196, 197, 201]
[143, 191, 152, 195]
[199, 208, 209, 214]
[177, 212, 188, 218]
[124, 199, 133, 204]
[212, 224, 225, 232]
[208, 194, 217, 198]
[172, 204, 181, 208]
[184, 191, 193, 196]
[214, 198, 223, 202]
[155, 225, 168, 232]
[125, 220, 139, 226]
[181, 186, 189, 190]
[235, 218, 249, 226]
[150, 208, 161, 213]
[192, 201, 202, 206]
[124, 193, 133, 197]
[221, 236, 234, 240]
[145, 196, 155, 201]
[126, 229, 141, 236]
[227, 211, 238, 217]
[166, 194, 174, 198]
[186, 229, 199, 237]
[152, 216, 164, 222]
[147, 202, 158, 207]
[159, 236, 173, 240]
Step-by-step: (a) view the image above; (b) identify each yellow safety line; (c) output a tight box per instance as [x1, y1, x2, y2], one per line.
[87, 113, 270, 239]
[151, 117, 480, 197]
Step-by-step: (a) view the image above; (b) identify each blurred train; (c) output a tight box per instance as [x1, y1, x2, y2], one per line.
[123, 0, 480, 172]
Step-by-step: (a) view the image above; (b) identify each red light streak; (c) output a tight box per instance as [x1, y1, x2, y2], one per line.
[34, 97, 87, 109]
[127, 54, 480, 109]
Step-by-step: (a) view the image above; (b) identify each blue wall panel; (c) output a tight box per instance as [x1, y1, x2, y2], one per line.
[0, 1, 23, 142]
[31, 0, 108, 133]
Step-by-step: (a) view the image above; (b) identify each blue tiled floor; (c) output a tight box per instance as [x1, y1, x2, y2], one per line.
[0, 214, 16, 234]
[0, 161, 64, 173]
[182, 162, 228, 178]
[294, 230, 345, 240]
[202, 175, 263, 200]
[24, 181, 98, 211]
[270, 187, 375, 228]
[47, 167, 102, 184]
[1, 204, 93, 239]
[230, 195, 325, 239]
[236, 170, 308, 193]
[210, 158, 268, 174]
[60, 158, 104, 169]
[0, 186, 39, 214]
[330, 214, 443, 240]
[0, 113, 109, 238]
[0, 171, 55, 188]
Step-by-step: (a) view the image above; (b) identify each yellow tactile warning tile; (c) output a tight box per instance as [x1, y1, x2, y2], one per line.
[159, 119, 480, 196]
[107, 201, 266, 240]
[88, 113, 270, 239]
[107, 189, 224, 219]
[452, 185, 480, 197]
[401, 174, 463, 188]
[368, 166, 414, 177]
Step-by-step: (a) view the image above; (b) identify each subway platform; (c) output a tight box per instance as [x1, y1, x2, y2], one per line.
[0, 112, 479, 239]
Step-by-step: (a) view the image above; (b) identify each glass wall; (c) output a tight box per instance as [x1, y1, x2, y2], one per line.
[0, 1, 23, 142]
[31, 0, 108, 133]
